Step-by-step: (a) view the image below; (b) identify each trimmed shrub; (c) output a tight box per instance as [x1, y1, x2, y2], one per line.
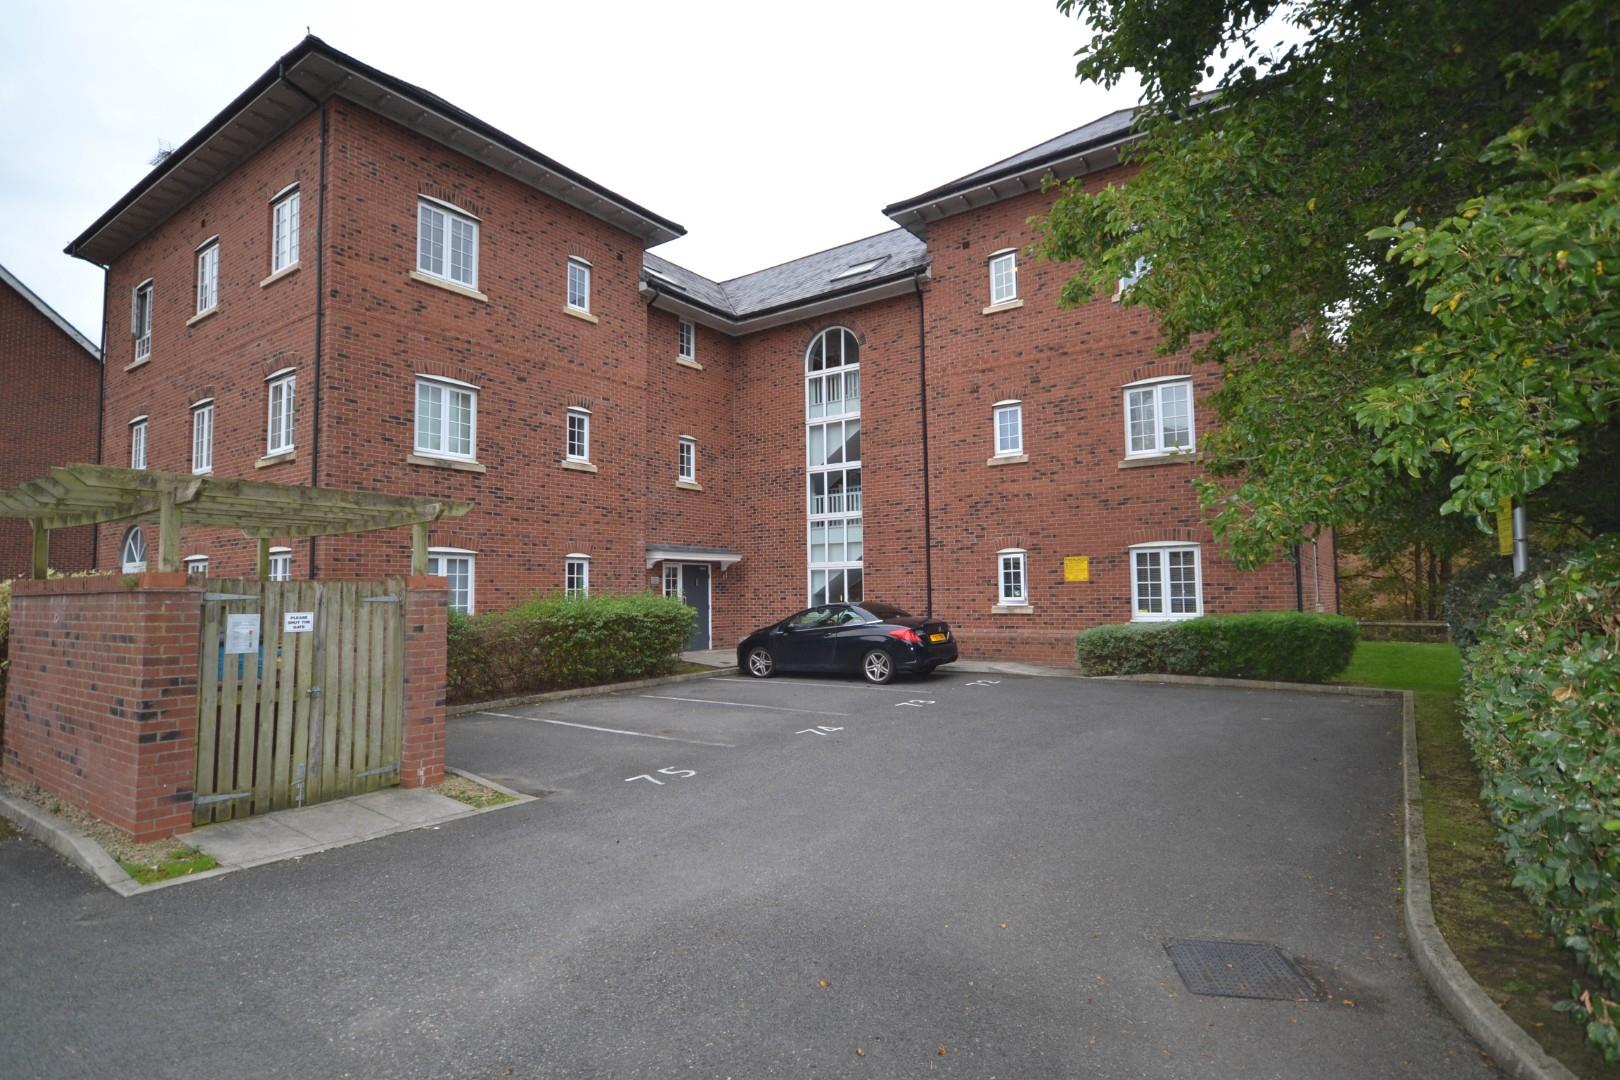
[447, 593, 695, 704]
[1461, 538, 1620, 1058]
[1075, 612, 1359, 683]
[1444, 549, 1570, 649]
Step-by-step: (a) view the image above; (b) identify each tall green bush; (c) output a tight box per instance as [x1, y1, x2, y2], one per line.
[1462, 538, 1620, 1058]
[447, 593, 694, 704]
[1443, 549, 1570, 649]
[1074, 612, 1358, 682]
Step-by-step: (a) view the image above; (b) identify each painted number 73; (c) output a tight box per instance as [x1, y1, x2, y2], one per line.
[625, 767, 696, 785]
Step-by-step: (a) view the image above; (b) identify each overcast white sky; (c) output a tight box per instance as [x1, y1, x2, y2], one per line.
[0, 0, 1139, 341]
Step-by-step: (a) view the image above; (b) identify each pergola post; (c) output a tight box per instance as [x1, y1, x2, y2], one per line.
[411, 521, 429, 576]
[256, 538, 271, 581]
[31, 520, 48, 580]
[157, 489, 181, 572]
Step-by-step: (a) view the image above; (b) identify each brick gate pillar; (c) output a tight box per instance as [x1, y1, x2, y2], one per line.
[2, 572, 203, 842]
[399, 576, 448, 788]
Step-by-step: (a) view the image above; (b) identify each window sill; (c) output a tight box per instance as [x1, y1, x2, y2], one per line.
[982, 298, 1024, 316]
[987, 453, 1028, 467]
[1131, 613, 1201, 623]
[260, 263, 301, 289]
[192, 468, 212, 476]
[1118, 452, 1199, 469]
[408, 453, 487, 474]
[409, 270, 489, 303]
[256, 451, 296, 469]
[561, 458, 598, 473]
[186, 306, 219, 328]
[991, 603, 1035, 615]
[676, 479, 703, 491]
[564, 306, 599, 324]
[124, 356, 150, 373]
[676, 357, 703, 370]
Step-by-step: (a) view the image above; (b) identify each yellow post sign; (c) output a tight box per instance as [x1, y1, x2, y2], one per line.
[1496, 499, 1514, 557]
[1064, 556, 1090, 582]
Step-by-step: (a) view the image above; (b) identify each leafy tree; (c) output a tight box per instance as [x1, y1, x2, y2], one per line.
[1035, 0, 1619, 568]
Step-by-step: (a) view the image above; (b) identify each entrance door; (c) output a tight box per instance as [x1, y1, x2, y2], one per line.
[680, 564, 711, 650]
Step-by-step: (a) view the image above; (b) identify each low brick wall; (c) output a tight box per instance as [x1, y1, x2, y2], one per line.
[1358, 620, 1451, 644]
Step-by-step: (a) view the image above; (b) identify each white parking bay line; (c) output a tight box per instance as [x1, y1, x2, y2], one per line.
[639, 694, 850, 717]
[714, 677, 926, 696]
[476, 711, 737, 748]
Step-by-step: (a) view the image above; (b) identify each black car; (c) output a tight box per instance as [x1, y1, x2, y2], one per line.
[737, 601, 958, 684]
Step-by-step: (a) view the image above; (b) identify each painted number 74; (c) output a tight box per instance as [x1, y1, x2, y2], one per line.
[626, 767, 696, 785]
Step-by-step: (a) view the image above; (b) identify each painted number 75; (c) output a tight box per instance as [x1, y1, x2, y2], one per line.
[625, 767, 696, 785]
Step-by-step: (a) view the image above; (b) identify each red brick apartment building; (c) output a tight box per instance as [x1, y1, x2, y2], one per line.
[0, 264, 100, 578]
[65, 37, 1335, 665]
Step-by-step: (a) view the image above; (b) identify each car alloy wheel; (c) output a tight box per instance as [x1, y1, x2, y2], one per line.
[861, 649, 894, 684]
[746, 647, 775, 678]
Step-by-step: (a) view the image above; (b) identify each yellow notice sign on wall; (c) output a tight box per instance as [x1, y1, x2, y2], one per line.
[1496, 499, 1514, 557]
[1064, 556, 1090, 582]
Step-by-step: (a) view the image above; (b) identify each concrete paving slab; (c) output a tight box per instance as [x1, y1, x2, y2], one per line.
[277, 800, 398, 844]
[350, 787, 469, 826]
[190, 814, 314, 865]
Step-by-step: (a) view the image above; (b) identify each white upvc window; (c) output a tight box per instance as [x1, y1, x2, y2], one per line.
[415, 376, 478, 461]
[184, 555, 209, 579]
[678, 436, 696, 483]
[131, 280, 153, 361]
[1130, 543, 1203, 621]
[266, 369, 296, 456]
[662, 563, 682, 599]
[998, 548, 1028, 606]
[129, 416, 148, 469]
[417, 198, 479, 289]
[805, 327, 864, 606]
[120, 527, 148, 573]
[989, 250, 1018, 305]
[191, 399, 214, 474]
[566, 407, 590, 462]
[565, 554, 590, 598]
[427, 547, 476, 614]
[1124, 376, 1195, 457]
[993, 400, 1023, 456]
[1117, 255, 1151, 297]
[677, 318, 695, 361]
[268, 546, 292, 582]
[195, 239, 219, 314]
[271, 185, 300, 272]
[567, 257, 591, 313]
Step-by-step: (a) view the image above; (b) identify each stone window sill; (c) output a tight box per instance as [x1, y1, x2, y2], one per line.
[1118, 452, 1200, 469]
[987, 453, 1028, 467]
[676, 357, 703, 370]
[991, 603, 1035, 615]
[676, 479, 703, 491]
[255, 450, 296, 469]
[409, 270, 489, 303]
[564, 306, 599, 324]
[124, 357, 150, 373]
[407, 453, 486, 474]
[982, 298, 1024, 316]
[562, 458, 598, 473]
[260, 263, 301, 289]
[186, 306, 219, 328]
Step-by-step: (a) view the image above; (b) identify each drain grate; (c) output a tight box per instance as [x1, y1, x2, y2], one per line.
[1165, 939, 1322, 1001]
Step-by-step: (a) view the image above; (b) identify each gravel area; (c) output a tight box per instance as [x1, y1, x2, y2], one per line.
[0, 777, 197, 869]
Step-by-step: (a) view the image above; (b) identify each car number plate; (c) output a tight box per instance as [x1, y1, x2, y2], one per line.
[929, 632, 947, 643]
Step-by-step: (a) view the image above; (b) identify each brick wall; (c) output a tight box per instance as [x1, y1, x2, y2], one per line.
[400, 576, 447, 788]
[0, 279, 100, 578]
[2, 574, 201, 841]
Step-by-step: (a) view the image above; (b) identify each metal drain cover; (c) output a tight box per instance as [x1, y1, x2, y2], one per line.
[1165, 939, 1322, 1001]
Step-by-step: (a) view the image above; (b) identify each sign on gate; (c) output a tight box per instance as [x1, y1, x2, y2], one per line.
[224, 614, 260, 654]
[283, 611, 314, 633]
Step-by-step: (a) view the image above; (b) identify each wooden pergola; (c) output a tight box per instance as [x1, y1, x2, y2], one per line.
[0, 464, 471, 580]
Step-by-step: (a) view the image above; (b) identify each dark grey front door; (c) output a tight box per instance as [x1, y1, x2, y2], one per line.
[680, 564, 710, 650]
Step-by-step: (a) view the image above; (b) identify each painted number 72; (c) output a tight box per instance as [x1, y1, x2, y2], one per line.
[626, 767, 696, 785]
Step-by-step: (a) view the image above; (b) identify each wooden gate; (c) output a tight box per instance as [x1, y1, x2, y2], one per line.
[194, 579, 405, 825]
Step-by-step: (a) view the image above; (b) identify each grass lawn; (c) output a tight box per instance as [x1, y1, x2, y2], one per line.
[1342, 640, 1619, 1076]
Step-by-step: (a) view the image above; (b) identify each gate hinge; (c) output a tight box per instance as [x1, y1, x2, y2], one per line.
[194, 789, 251, 807]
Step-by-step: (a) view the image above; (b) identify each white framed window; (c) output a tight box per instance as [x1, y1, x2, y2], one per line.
[998, 549, 1028, 606]
[567, 257, 591, 313]
[271, 186, 300, 272]
[191, 399, 214, 474]
[129, 416, 147, 469]
[565, 554, 590, 598]
[120, 526, 147, 573]
[268, 546, 292, 582]
[427, 547, 476, 614]
[131, 280, 153, 361]
[195, 240, 219, 314]
[184, 555, 209, 579]
[1117, 255, 1151, 297]
[566, 407, 590, 462]
[989, 250, 1018, 305]
[662, 563, 682, 599]
[417, 198, 479, 289]
[993, 400, 1023, 456]
[677, 318, 695, 361]
[678, 436, 696, 483]
[415, 376, 477, 461]
[806, 327, 864, 606]
[1124, 377, 1195, 457]
[1130, 543, 1203, 621]
[266, 369, 295, 456]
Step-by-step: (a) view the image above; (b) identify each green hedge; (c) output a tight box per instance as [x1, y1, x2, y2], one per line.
[1443, 549, 1570, 649]
[1074, 612, 1359, 683]
[1462, 538, 1620, 1058]
[447, 593, 695, 704]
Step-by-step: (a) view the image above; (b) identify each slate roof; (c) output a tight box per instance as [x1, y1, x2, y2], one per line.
[643, 229, 928, 322]
[0, 263, 100, 360]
